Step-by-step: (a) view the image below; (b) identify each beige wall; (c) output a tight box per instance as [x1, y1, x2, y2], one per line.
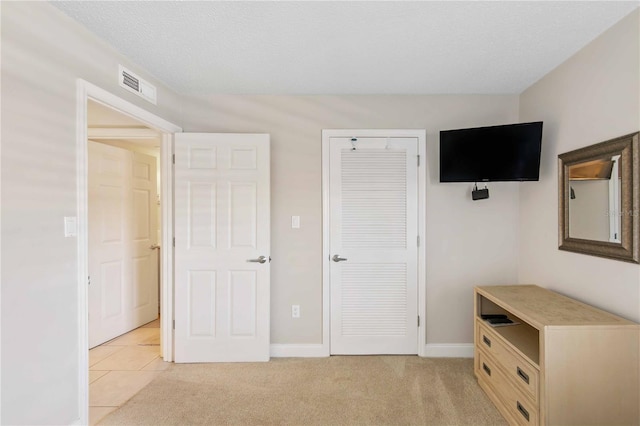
[519, 10, 640, 322]
[181, 94, 521, 345]
[1, 3, 182, 424]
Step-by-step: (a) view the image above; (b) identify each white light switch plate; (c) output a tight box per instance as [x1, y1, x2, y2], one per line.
[291, 216, 300, 229]
[64, 216, 77, 237]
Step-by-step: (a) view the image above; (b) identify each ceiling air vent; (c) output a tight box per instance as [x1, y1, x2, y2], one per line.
[118, 65, 157, 105]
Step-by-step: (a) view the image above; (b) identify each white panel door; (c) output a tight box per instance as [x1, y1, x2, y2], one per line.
[88, 142, 158, 348]
[174, 133, 270, 362]
[329, 137, 418, 354]
[131, 152, 159, 326]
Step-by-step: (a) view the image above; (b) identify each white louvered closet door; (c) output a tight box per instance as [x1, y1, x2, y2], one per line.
[329, 137, 418, 354]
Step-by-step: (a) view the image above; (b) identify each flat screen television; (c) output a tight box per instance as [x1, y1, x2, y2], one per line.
[439, 121, 543, 182]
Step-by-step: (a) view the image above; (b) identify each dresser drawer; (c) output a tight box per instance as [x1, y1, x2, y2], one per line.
[476, 320, 539, 403]
[478, 350, 539, 426]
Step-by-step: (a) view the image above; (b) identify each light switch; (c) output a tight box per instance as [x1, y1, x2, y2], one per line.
[291, 216, 300, 229]
[64, 216, 77, 237]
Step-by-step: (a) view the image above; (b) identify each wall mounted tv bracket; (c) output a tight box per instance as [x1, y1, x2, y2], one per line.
[472, 183, 489, 201]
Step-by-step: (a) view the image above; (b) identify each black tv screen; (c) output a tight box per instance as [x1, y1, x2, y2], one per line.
[439, 121, 543, 182]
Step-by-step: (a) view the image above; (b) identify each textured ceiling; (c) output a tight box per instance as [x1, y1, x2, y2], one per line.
[53, 1, 639, 95]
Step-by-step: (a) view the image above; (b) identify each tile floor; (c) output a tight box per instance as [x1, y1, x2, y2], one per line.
[89, 317, 169, 425]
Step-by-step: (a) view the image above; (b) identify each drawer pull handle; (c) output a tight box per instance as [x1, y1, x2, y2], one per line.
[482, 362, 491, 376]
[517, 367, 530, 384]
[517, 401, 530, 422]
[482, 335, 491, 347]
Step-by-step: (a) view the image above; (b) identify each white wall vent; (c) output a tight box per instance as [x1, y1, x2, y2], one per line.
[118, 65, 157, 105]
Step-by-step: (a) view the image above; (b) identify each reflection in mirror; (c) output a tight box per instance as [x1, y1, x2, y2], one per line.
[558, 131, 639, 263]
[568, 156, 620, 242]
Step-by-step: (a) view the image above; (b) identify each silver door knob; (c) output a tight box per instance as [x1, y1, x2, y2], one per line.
[247, 255, 267, 264]
[332, 254, 348, 262]
[149, 244, 161, 250]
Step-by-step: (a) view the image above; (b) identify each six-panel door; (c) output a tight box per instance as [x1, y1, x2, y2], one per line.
[173, 133, 270, 362]
[88, 142, 158, 348]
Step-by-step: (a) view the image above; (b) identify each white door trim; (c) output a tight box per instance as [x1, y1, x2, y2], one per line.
[321, 129, 427, 357]
[76, 79, 181, 425]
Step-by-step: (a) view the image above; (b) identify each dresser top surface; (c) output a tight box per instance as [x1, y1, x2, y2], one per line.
[476, 285, 637, 328]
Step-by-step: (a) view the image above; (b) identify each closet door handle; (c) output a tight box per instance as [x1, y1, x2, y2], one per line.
[517, 367, 530, 384]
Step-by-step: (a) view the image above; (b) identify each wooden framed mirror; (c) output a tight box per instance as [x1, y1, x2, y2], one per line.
[558, 132, 639, 263]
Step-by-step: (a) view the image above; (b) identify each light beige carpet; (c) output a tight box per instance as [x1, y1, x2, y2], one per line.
[100, 356, 506, 425]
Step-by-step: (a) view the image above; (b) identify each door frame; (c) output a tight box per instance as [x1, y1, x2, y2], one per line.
[321, 129, 427, 357]
[76, 79, 182, 424]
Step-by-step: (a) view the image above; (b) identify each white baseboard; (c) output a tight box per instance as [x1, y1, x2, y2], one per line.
[424, 343, 474, 358]
[270, 344, 328, 358]
[269, 343, 473, 358]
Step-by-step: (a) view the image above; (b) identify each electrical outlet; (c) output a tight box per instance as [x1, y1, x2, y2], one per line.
[291, 304, 300, 318]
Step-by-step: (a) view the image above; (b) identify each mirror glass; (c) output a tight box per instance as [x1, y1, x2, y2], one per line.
[558, 132, 638, 263]
[568, 155, 621, 242]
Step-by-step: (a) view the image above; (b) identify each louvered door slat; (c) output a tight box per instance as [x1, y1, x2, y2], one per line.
[342, 263, 407, 336]
[342, 149, 407, 249]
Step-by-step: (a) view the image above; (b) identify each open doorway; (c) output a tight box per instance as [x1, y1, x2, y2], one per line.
[76, 80, 182, 425]
[86, 100, 165, 423]
[87, 99, 162, 348]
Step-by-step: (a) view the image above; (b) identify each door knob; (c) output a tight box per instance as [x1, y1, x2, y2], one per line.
[247, 255, 268, 264]
[149, 244, 161, 250]
[332, 254, 348, 262]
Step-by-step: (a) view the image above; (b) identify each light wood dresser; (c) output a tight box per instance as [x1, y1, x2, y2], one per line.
[474, 285, 639, 425]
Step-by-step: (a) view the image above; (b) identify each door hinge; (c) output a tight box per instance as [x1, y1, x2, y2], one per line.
[417, 155, 420, 167]
[173, 237, 175, 247]
[417, 235, 420, 247]
[418, 315, 420, 327]
[172, 154, 175, 164]
[173, 320, 175, 329]
[88, 275, 91, 286]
